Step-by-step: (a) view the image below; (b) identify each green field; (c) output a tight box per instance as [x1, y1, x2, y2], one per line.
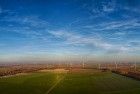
[0, 69, 140, 94]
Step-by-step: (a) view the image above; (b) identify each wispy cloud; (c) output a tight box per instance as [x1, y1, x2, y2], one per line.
[0, 14, 50, 41]
[83, 19, 140, 31]
[102, 1, 116, 12]
[48, 29, 133, 54]
[81, 0, 117, 19]
[1, 15, 49, 28]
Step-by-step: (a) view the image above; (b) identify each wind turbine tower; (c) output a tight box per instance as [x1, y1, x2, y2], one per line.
[134, 62, 137, 71]
[115, 61, 118, 70]
[98, 63, 101, 70]
[82, 60, 85, 69]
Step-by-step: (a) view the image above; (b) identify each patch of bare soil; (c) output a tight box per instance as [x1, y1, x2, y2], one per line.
[39, 69, 69, 73]
[0, 73, 28, 78]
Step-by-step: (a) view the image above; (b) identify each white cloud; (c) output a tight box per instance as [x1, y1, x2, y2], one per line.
[103, 6, 114, 12]
[123, 6, 140, 14]
[114, 32, 126, 36]
[48, 29, 131, 54]
[83, 19, 140, 31]
[0, 15, 50, 41]
[102, 1, 116, 12]
[1, 15, 49, 28]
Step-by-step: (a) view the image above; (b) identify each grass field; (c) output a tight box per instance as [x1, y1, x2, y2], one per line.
[0, 69, 140, 94]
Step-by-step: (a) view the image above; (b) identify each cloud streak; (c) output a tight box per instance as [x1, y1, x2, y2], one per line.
[83, 19, 140, 31]
[48, 29, 136, 54]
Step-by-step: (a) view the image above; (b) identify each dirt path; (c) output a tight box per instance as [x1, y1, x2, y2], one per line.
[44, 75, 65, 94]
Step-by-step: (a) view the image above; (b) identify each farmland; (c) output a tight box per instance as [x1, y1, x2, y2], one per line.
[0, 69, 140, 94]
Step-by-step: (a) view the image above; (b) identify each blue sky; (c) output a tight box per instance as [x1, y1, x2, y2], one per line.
[0, 0, 140, 62]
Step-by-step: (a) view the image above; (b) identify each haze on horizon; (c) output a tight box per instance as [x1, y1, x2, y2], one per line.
[0, 0, 140, 63]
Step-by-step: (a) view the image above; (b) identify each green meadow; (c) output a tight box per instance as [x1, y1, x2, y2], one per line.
[0, 69, 140, 94]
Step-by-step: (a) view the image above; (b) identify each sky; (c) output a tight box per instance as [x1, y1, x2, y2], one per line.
[0, 0, 140, 63]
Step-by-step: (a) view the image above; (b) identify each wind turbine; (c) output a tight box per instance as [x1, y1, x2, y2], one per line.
[98, 63, 101, 70]
[82, 60, 85, 69]
[134, 61, 137, 71]
[82, 56, 86, 69]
